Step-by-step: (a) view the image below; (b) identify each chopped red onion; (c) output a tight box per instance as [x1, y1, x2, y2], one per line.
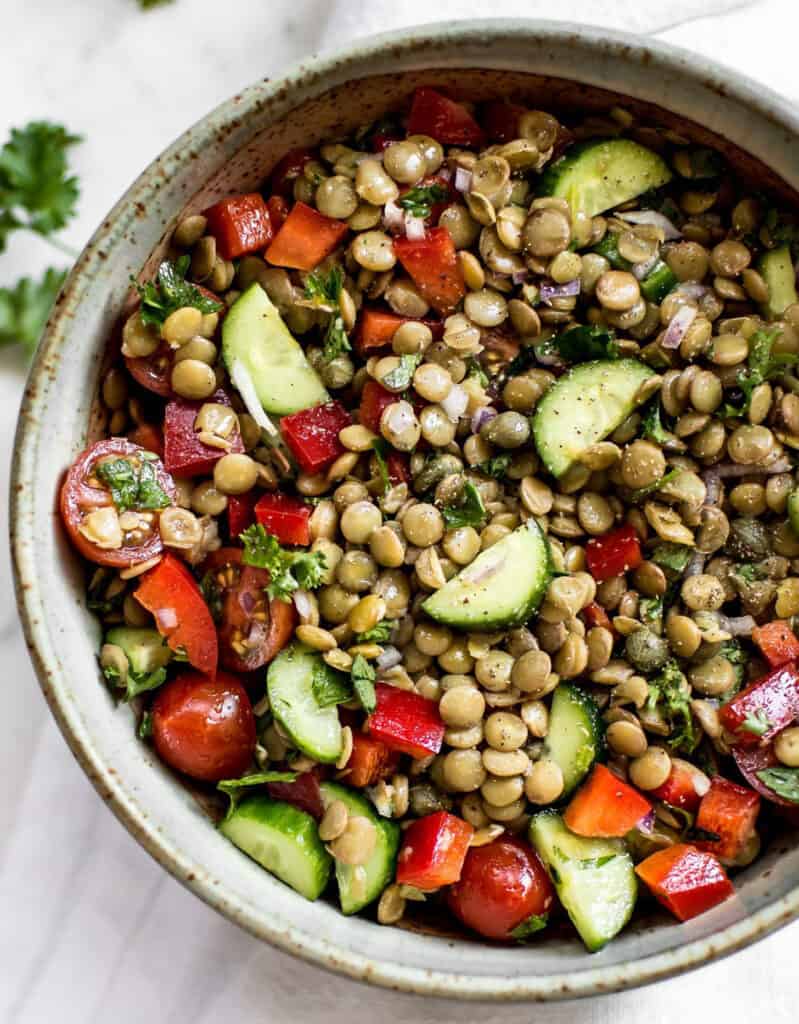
[662, 304, 697, 349]
[438, 166, 452, 182]
[719, 614, 757, 638]
[702, 468, 722, 506]
[714, 458, 792, 478]
[616, 209, 682, 240]
[376, 645, 403, 671]
[684, 550, 706, 577]
[404, 214, 426, 240]
[512, 269, 529, 285]
[155, 607, 177, 631]
[471, 406, 497, 434]
[383, 199, 404, 233]
[632, 253, 660, 280]
[676, 282, 708, 301]
[637, 810, 656, 835]
[292, 589, 314, 621]
[540, 278, 581, 305]
[440, 384, 468, 421]
[454, 166, 472, 193]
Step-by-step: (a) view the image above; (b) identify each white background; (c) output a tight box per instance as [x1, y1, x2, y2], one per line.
[2, 1, 798, 1021]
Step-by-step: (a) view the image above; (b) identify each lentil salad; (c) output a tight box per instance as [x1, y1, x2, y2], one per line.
[58, 85, 799, 949]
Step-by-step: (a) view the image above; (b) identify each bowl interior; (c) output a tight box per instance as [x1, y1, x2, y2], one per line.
[12, 23, 799, 1000]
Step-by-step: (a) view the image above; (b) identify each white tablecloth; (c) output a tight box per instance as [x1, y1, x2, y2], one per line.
[2, 2, 797, 1020]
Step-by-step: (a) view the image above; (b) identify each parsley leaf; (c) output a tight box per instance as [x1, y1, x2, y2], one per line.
[102, 661, 168, 702]
[651, 543, 694, 576]
[741, 710, 773, 737]
[350, 654, 377, 713]
[311, 659, 353, 708]
[217, 770, 298, 817]
[0, 121, 82, 249]
[628, 467, 682, 501]
[641, 399, 671, 445]
[135, 255, 221, 327]
[510, 914, 549, 941]
[645, 660, 696, 754]
[371, 438, 391, 494]
[397, 184, 448, 219]
[639, 595, 664, 631]
[240, 524, 327, 601]
[356, 619, 396, 645]
[477, 453, 512, 479]
[441, 480, 486, 529]
[552, 324, 618, 363]
[382, 353, 421, 391]
[138, 711, 153, 739]
[95, 456, 171, 512]
[722, 328, 798, 418]
[466, 357, 489, 388]
[304, 266, 351, 363]
[0, 267, 66, 353]
[756, 766, 799, 803]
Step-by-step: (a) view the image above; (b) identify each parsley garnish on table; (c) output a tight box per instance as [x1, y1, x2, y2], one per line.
[240, 523, 327, 601]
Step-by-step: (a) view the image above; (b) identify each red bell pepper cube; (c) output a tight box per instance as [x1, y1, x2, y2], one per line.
[585, 525, 643, 583]
[135, 554, 218, 677]
[582, 600, 614, 632]
[345, 732, 400, 788]
[269, 147, 316, 198]
[650, 758, 710, 813]
[396, 811, 474, 889]
[355, 308, 445, 354]
[254, 492, 311, 546]
[394, 226, 466, 315]
[266, 771, 324, 820]
[280, 401, 351, 475]
[227, 492, 257, 539]
[163, 389, 244, 478]
[752, 620, 799, 668]
[694, 776, 760, 862]
[368, 683, 445, 759]
[635, 844, 735, 922]
[267, 195, 289, 233]
[719, 662, 799, 748]
[204, 193, 273, 260]
[563, 764, 652, 838]
[265, 201, 349, 271]
[482, 100, 526, 142]
[127, 422, 163, 458]
[358, 379, 398, 434]
[406, 87, 484, 147]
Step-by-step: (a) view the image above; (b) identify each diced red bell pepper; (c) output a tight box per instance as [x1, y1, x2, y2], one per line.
[650, 758, 710, 813]
[266, 771, 324, 820]
[135, 553, 218, 677]
[358, 379, 398, 434]
[265, 201, 349, 271]
[719, 662, 799, 748]
[733, 743, 796, 806]
[280, 401, 351, 475]
[394, 226, 466, 316]
[752, 621, 799, 668]
[635, 844, 735, 922]
[582, 600, 614, 632]
[267, 195, 289, 233]
[204, 193, 273, 260]
[482, 100, 526, 143]
[396, 811, 474, 888]
[163, 389, 244, 478]
[585, 525, 643, 583]
[269, 147, 315, 198]
[386, 452, 410, 485]
[227, 492, 257, 539]
[406, 87, 484, 147]
[368, 682, 445, 759]
[563, 764, 652, 838]
[254, 493, 311, 546]
[127, 422, 163, 458]
[694, 776, 760, 862]
[355, 308, 444, 354]
[345, 732, 400, 788]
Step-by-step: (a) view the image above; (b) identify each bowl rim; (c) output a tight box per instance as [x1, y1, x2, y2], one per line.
[11, 17, 799, 1002]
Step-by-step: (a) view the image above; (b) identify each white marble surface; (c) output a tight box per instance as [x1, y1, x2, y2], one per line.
[3, 1, 799, 1021]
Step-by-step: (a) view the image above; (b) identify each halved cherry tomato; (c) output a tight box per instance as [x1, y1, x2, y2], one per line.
[127, 423, 164, 458]
[447, 836, 555, 940]
[125, 341, 172, 397]
[202, 548, 295, 673]
[60, 438, 176, 568]
[151, 670, 255, 781]
[135, 553, 218, 676]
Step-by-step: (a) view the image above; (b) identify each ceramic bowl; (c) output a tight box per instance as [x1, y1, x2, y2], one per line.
[11, 19, 799, 1001]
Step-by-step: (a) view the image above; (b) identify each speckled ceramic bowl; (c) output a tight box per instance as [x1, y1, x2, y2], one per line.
[11, 19, 799, 1001]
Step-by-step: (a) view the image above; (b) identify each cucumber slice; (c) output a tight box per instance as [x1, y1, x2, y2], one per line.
[105, 626, 172, 675]
[532, 359, 652, 477]
[758, 245, 798, 320]
[640, 261, 678, 304]
[542, 683, 603, 797]
[529, 811, 637, 952]
[220, 795, 332, 900]
[422, 521, 551, 630]
[222, 283, 328, 415]
[267, 644, 344, 763]
[538, 139, 672, 219]
[320, 782, 400, 914]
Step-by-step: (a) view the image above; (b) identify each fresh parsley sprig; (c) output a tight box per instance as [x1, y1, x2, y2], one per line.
[0, 268, 67, 353]
[441, 480, 486, 529]
[135, 255, 222, 327]
[304, 266, 351, 363]
[240, 523, 327, 601]
[397, 184, 448, 220]
[95, 455, 171, 512]
[721, 328, 798, 418]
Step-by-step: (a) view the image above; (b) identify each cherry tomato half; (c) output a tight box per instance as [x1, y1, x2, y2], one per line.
[202, 548, 296, 673]
[151, 670, 256, 781]
[125, 341, 173, 397]
[59, 438, 176, 567]
[446, 836, 555, 940]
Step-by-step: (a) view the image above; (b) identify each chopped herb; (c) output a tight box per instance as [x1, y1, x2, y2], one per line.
[441, 480, 486, 529]
[641, 399, 671, 445]
[577, 854, 618, 870]
[504, 344, 538, 378]
[466, 357, 489, 388]
[735, 563, 762, 584]
[510, 914, 549, 941]
[200, 571, 224, 623]
[645, 659, 696, 754]
[357, 619, 396, 645]
[651, 542, 694, 576]
[135, 255, 222, 327]
[138, 711, 153, 739]
[95, 456, 171, 512]
[351, 654, 377, 713]
[240, 523, 327, 601]
[311, 659, 353, 708]
[639, 595, 664, 631]
[217, 770, 298, 817]
[719, 639, 746, 691]
[304, 266, 351, 363]
[382, 353, 421, 391]
[477, 453, 512, 479]
[551, 324, 618, 363]
[371, 438, 391, 494]
[741, 709, 773, 737]
[397, 184, 448, 219]
[756, 766, 799, 803]
[0, 268, 67, 354]
[629, 467, 681, 500]
[721, 328, 798, 418]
